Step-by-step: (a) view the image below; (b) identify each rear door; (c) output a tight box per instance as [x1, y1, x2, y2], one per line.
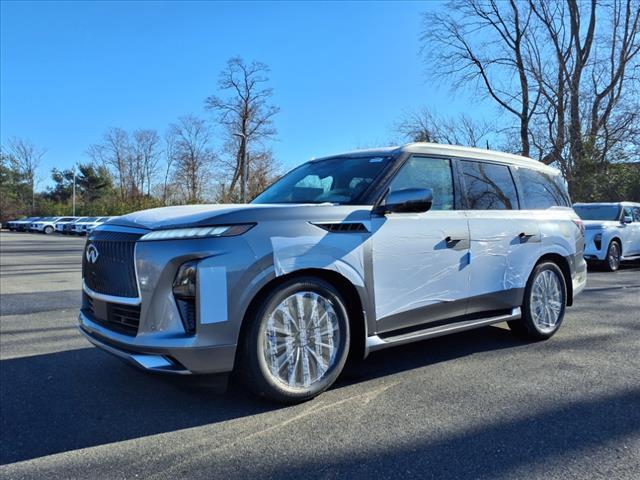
[623, 206, 640, 256]
[460, 160, 541, 314]
[370, 155, 471, 333]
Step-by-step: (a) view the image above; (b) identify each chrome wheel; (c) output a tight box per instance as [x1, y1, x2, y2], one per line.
[530, 269, 563, 334]
[262, 291, 340, 389]
[608, 242, 620, 271]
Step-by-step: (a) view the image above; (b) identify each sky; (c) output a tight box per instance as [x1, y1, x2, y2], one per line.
[1, 0, 491, 187]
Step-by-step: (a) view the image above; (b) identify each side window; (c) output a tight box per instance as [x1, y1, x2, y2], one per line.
[460, 160, 519, 210]
[388, 156, 454, 210]
[633, 207, 640, 222]
[518, 168, 571, 209]
[622, 207, 634, 221]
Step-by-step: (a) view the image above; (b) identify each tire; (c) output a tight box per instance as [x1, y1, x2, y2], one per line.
[508, 261, 567, 340]
[602, 240, 621, 272]
[43, 226, 54, 234]
[239, 276, 350, 403]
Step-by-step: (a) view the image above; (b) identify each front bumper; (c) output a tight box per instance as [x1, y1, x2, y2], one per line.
[79, 311, 237, 374]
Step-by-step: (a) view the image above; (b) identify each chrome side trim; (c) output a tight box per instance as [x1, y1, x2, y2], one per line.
[365, 307, 521, 353]
[83, 281, 141, 306]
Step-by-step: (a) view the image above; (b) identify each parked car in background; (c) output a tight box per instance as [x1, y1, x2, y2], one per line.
[573, 202, 640, 271]
[85, 217, 114, 234]
[11, 217, 42, 232]
[72, 217, 113, 235]
[55, 217, 81, 233]
[4, 217, 31, 231]
[63, 217, 88, 234]
[79, 143, 586, 403]
[30, 217, 77, 234]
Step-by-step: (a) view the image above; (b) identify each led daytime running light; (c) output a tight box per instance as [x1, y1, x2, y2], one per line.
[140, 224, 253, 241]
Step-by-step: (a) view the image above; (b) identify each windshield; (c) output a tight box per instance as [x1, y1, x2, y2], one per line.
[252, 155, 393, 205]
[82, 217, 98, 222]
[574, 205, 621, 221]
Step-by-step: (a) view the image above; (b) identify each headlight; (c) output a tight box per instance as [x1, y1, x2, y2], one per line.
[139, 224, 255, 241]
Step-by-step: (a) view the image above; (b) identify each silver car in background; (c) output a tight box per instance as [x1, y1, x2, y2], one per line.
[79, 143, 586, 403]
[573, 202, 640, 271]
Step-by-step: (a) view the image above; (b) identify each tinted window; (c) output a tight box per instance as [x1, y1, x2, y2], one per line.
[460, 161, 518, 210]
[388, 156, 454, 210]
[574, 205, 621, 221]
[633, 207, 640, 222]
[518, 168, 570, 209]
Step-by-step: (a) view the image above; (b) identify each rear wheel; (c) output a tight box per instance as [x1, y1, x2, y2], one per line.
[508, 261, 567, 340]
[240, 277, 350, 403]
[43, 226, 54, 234]
[602, 240, 621, 272]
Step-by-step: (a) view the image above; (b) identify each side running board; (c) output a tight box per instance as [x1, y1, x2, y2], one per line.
[365, 307, 522, 355]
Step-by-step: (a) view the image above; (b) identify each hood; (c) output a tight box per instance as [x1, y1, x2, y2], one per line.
[106, 203, 373, 231]
[583, 220, 621, 230]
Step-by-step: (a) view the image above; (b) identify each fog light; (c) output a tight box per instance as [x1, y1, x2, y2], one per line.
[173, 260, 198, 334]
[594, 233, 602, 250]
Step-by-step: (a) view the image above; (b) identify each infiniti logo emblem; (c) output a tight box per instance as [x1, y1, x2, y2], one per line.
[86, 244, 99, 264]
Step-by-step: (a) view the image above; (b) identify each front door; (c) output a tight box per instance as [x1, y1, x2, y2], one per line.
[370, 155, 471, 334]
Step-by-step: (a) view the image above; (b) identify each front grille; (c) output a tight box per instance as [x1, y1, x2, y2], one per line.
[82, 230, 143, 298]
[83, 293, 141, 336]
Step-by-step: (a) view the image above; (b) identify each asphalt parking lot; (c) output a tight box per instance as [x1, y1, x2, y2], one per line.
[1, 232, 639, 479]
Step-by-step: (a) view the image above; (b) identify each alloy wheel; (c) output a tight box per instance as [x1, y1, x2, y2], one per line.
[261, 291, 340, 389]
[530, 269, 563, 334]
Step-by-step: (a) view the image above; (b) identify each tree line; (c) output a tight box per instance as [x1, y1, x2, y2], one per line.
[2, 1, 639, 222]
[1, 57, 280, 220]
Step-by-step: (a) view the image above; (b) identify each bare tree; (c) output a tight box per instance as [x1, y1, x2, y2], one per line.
[422, 0, 640, 194]
[422, 0, 539, 157]
[5, 137, 45, 213]
[167, 115, 215, 204]
[132, 129, 161, 196]
[396, 107, 494, 148]
[205, 57, 279, 200]
[87, 128, 132, 200]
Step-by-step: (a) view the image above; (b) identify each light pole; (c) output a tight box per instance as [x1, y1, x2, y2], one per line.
[72, 166, 77, 216]
[233, 133, 248, 202]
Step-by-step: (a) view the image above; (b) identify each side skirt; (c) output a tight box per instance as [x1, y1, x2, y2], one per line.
[365, 307, 521, 356]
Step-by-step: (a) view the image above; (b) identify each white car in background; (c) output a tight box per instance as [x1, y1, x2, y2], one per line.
[73, 217, 112, 235]
[54, 217, 81, 233]
[30, 216, 77, 234]
[573, 202, 640, 271]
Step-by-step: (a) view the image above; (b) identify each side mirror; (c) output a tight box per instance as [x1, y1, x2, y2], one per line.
[375, 188, 433, 215]
[623, 215, 633, 224]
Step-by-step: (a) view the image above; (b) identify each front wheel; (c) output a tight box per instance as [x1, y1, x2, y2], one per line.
[602, 240, 621, 272]
[240, 277, 350, 403]
[44, 226, 54, 234]
[508, 261, 567, 340]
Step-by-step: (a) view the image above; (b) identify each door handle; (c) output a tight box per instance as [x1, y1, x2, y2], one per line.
[445, 236, 463, 247]
[518, 232, 536, 243]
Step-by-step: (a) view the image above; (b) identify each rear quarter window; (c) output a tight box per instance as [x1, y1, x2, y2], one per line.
[517, 168, 570, 209]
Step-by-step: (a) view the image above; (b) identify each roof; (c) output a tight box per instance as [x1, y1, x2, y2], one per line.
[574, 202, 640, 207]
[318, 143, 558, 174]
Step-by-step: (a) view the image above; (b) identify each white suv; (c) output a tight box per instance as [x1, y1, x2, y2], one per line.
[30, 217, 76, 234]
[79, 143, 587, 403]
[574, 202, 640, 271]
